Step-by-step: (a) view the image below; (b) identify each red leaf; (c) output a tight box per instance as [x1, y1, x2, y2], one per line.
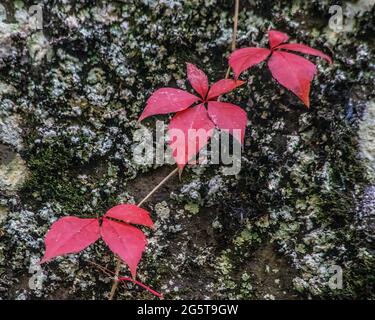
[101, 218, 147, 278]
[40, 217, 100, 264]
[227, 30, 332, 108]
[186, 63, 209, 99]
[139, 88, 199, 121]
[228, 47, 270, 78]
[104, 204, 154, 228]
[206, 79, 245, 100]
[168, 103, 215, 169]
[268, 30, 289, 49]
[207, 101, 248, 144]
[268, 51, 317, 107]
[276, 43, 332, 64]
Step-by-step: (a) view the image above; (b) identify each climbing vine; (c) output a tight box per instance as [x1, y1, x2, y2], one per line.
[40, 1, 332, 300]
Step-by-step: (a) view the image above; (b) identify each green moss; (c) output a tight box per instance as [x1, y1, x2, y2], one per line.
[21, 141, 119, 214]
[184, 203, 200, 215]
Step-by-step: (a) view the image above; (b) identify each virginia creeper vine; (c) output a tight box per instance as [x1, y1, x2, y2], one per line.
[40, 0, 332, 300]
[109, 0, 241, 300]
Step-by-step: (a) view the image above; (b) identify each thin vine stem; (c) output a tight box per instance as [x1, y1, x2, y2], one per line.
[118, 277, 163, 299]
[138, 167, 179, 207]
[108, 0, 240, 300]
[225, 0, 240, 79]
[108, 167, 179, 300]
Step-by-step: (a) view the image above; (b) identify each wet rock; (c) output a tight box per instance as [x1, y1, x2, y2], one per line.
[0, 205, 7, 225]
[0, 0, 374, 300]
[0, 145, 28, 193]
[357, 186, 375, 247]
[0, 115, 23, 151]
[358, 100, 375, 180]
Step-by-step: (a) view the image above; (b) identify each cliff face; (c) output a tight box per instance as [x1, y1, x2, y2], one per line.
[0, 0, 374, 299]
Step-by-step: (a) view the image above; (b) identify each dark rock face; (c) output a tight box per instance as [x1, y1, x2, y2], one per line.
[0, 1, 374, 299]
[357, 186, 375, 247]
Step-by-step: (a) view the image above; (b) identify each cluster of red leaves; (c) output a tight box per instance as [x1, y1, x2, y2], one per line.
[40, 204, 153, 278]
[40, 30, 333, 298]
[138, 31, 332, 169]
[229, 30, 332, 107]
[139, 63, 247, 169]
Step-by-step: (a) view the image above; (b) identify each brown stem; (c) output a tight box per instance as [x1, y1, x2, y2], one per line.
[108, 166, 179, 300]
[88, 260, 115, 276]
[225, 0, 240, 79]
[108, 256, 122, 300]
[118, 277, 163, 299]
[138, 167, 179, 207]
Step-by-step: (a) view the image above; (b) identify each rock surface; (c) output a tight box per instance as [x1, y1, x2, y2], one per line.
[0, 0, 374, 299]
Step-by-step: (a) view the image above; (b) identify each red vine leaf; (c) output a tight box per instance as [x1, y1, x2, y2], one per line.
[139, 63, 247, 169]
[206, 79, 245, 100]
[104, 204, 154, 228]
[168, 103, 215, 169]
[228, 29, 332, 107]
[268, 51, 317, 107]
[268, 30, 289, 49]
[139, 88, 199, 121]
[207, 101, 248, 144]
[228, 48, 271, 79]
[41, 205, 154, 279]
[40, 217, 100, 264]
[101, 218, 147, 278]
[186, 62, 209, 99]
[276, 43, 332, 63]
